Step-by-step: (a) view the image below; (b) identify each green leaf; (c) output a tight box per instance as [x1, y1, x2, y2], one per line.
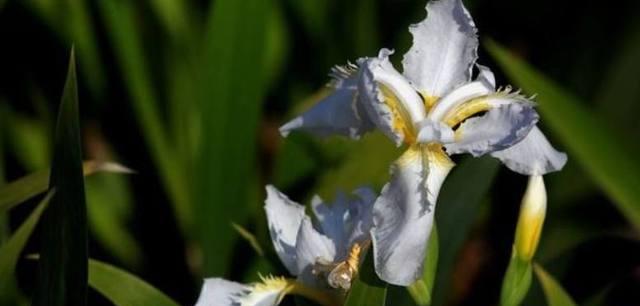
[195, 0, 270, 276]
[486, 40, 640, 229]
[33, 49, 88, 306]
[0, 160, 131, 213]
[500, 250, 533, 306]
[408, 226, 438, 306]
[97, 0, 190, 234]
[533, 264, 577, 306]
[88, 259, 179, 306]
[344, 251, 388, 306]
[0, 191, 54, 302]
[432, 156, 500, 306]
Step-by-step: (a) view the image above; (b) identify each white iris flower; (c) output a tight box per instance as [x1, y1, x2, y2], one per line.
[279, 0, 566, 286]
[195, 186, 377, 305]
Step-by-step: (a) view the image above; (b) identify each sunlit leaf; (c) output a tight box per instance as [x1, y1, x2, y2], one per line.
[486, 40, 640, 229]
[88, 259, 179, 306]
[195, 0, 270, 276]
[432, 156, 500, 306]
[0, 191, 54, 302]
[500, 251, 532, 306]
[33, 49, 87, 306]
[344, 251, 388, 306]
[0, 160, 131, 213]
[533, 264, 577, 306]
[408, 226, 438, 306]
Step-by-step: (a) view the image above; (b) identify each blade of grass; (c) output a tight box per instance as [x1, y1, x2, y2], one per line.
[486, 40, 640, 229]
[344, 251, 388, 306]
[195, 0, 270, 276]
[533, 264, 577, 306]
[88, 259, 179, 306]
[0, 191, 54, 302]
[97, 0, 191, 233]
[0, 160, 131, 213]
[33, 48, 88, 306]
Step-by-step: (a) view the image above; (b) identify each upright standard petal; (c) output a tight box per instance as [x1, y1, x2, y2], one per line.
[195, 278, 248, 306]
[359, 49, 425, 145]
[295, 217, 337, 286]
[445, 102, 539, 156]
[402, 0, 478, 97]
[311, 193, 350, 257]
[265, 185, 306, 275]
[371, 145, 454, 285]
[279, 64, 374, 139]
[491, 126, 567, 175]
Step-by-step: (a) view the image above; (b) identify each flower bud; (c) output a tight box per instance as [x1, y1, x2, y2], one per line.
[514, 175, 547, 261]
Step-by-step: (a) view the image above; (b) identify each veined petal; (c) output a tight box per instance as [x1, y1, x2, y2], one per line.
[445, 102, 539, 156]
[427, 81, 493, 122]
[195, 278, 248, 306]
[265, 185, 306, 275]
[402, 0, 478, 97]
[491, 126, 567, 175]
[371, 145, 454, 285]
[359, 49, 426, 145]
[279, 63, 374, 139]
[295, 217, 337, 286]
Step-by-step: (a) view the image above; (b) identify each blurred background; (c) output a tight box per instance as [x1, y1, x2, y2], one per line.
[0, 0, 639, 305]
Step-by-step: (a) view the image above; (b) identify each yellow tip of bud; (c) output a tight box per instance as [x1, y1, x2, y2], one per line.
[514, 175, 547, 261]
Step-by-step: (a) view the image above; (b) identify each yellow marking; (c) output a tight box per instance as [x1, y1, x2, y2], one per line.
[422, 94, 439, 113]
[379, 83, 416, 144]
[443, 98, 491, 127]
[397, 144, 454, 170]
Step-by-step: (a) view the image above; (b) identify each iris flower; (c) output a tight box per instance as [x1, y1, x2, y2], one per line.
[279, 0, 566, 286]
[195, 185, 376, 305]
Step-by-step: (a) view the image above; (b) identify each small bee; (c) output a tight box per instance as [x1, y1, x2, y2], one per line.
[327, 243, 362, 290]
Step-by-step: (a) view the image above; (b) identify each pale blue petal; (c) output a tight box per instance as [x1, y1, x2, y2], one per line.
[279, 64, 374, 139]
[371, 147, 454, 286]
[491, 126, 567, 175]
[358, 49, 425, 146]
[402, 0, 478, 97]
[195, 278, 247, 306]
[264, 185, 306, 275]
[445, 102, 539, 156]
[295, 217, 337, 286]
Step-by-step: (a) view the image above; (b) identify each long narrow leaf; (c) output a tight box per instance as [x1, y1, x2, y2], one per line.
[486, 40, 640, 229]
[344, 251, 388, 306]
[33, 49, 88, 306]
[433, 156, 500, 306]
[0, 161, 130, 213]
[533, 264, 577, 306]
[88, 259, 179, 306]
[0, 191, 54, 302]
[195, 0, 270, 275]
[500, 251, 532, 306]
[97, 0, 191, 233]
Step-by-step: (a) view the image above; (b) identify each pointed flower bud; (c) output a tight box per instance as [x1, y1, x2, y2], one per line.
[514, 175, 547, 261]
